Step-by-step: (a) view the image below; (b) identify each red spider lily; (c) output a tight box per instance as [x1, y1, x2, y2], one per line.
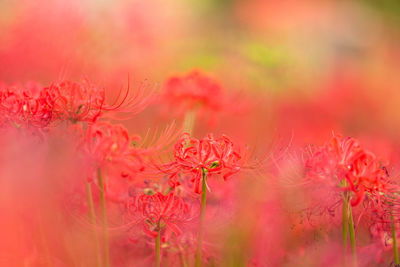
[305, 134, 396, 210]
[161, 133, 243, 194]
[0, 82, 53, 129]
[305, 135, 364, 186]
[0, 79, 141, 129]
[160, 70, 234, 128]
[79, 122, 145, 182]
[76, 120, 182, 202]
[42, 80, 106, 123]
[42, 78, 155, 124]
[125, 192, 195, 241]
[347, 152, 393, 207]
[162, 70, 224, 114]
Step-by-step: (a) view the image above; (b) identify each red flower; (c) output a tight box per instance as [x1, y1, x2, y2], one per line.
[305, 135, 363, 185]
[0, 82, 53, 129]
[162, 70, 224, 114]
[305, 134, 395, 209]
[163, 133, 242, 194]
[126, 192, 195, 241]
[347, 152, 392, 207]
[42, 80, 105, 123]
[79, 122, 145, 182]
[42, 79, 154, 124]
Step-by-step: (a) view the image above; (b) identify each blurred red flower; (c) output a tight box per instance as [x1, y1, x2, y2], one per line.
[306, 134, 395, 209]
[126, 192, 195, 242]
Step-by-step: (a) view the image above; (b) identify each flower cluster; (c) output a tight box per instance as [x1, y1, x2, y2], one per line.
[0, 79, 108, 131]
[0, 79, 154, 131]
[3, 70, 400, 267]
[3, 0, 400, 264]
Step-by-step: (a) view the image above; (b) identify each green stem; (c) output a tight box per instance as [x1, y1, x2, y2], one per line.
[155, 231, 161, 267]
[348, 204, 357, 266]
[183, 109, 196, 135]
[195, 169, 208, 267]
[342, 192, 349, 252]
[97, 168, 110, 267]
[85, 181, 103, 267]
[391, 211, 399, 265]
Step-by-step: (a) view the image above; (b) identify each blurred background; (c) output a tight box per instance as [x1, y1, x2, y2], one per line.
[1, 0, 400, 149]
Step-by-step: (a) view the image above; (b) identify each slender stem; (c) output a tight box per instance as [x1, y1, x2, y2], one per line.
[155, 231, 161, 267]
[97, 168, 110, 267]
[183, 109, 196, 135]
[391, 211, 399, 265]
[342, 192, 349, 252]
[348, 204, 357, 266]
[195, 169, 208, 267]
[85, 181, 103, 267]
[178, 246, 188, 267]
